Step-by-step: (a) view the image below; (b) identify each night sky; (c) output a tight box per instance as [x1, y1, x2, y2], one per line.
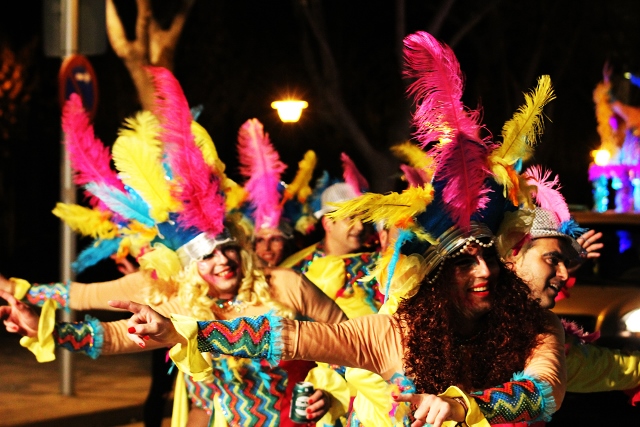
[2, 0, 640, 281]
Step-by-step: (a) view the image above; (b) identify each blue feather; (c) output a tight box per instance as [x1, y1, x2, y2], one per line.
[85, 182, 155, 227]
[72, 238, 122, 273]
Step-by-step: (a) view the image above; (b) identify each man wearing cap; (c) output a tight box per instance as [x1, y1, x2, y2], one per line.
[281, 182, 383, 319]
[498, 206, 640, 425]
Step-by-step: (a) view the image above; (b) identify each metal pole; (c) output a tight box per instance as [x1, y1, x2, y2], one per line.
[60, 0, 79, 396]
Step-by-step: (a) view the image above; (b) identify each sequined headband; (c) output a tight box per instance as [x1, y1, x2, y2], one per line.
[176, 229, 236, 267]
[423, 222, 496, 283]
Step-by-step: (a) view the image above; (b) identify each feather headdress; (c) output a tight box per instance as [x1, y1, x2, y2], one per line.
[523, 165, 586, 239]
[404, 31, 483, 147]
[283, 150, 317, 204]
[391, 141, 435, 185]
[61, 93, 125, 207]
[148, 66, 226, 237]
[404, 31, 493, 231]
[341, 152, 369, 195]
[237, 118, 287, 231]
[489, 75, 555, 204]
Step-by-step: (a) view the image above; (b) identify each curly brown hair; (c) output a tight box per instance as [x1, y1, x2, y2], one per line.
[395, 258, 551, 394]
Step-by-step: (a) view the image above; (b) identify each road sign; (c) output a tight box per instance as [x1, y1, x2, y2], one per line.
[58, 54, 99, 120]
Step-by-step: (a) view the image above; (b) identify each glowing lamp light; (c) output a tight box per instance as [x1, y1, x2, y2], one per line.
[592, 149, 611, 166]
[271, 100, 308, 123]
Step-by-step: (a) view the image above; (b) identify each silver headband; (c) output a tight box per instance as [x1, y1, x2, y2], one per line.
[175, 229, 236, 267]
[423, 222, 496, 283]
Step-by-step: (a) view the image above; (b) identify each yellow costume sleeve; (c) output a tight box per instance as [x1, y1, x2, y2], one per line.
[346, 367, 400, 427]
[169, 313, 213, 382]
[305, 364, 351, 427]
[19, 299, 57, 363]
[566, 342, 640, 392]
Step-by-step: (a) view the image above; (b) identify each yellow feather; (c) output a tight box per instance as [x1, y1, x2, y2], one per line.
[390, 141, 436, 181]
[284, 150, 317, 203]
[52, 203, 117, 239]
[328, 185, 434, 228]
[139, 243, 183, 281]
[191, 121, 226, 174]
[223, 178, 248, 211]
[119, 111, 160, 142]
[112, 130, 180, 223]
[121, 220, 158, 256]
[492, 75, 555, 165]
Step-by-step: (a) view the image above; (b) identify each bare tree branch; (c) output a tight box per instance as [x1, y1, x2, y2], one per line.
[105, 0, 194, 110]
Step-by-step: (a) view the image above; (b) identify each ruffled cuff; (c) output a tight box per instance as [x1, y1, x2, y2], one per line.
[439, 386, 490, 427]
[169, 313, 213, 382]
[19, 299, 57, 363]
[11, 277, 31, 300]
[53, 315, 104, 359]
[24, 280, 70, 312]
[305, 365, 351, 427]
[470, 371, 556, 424]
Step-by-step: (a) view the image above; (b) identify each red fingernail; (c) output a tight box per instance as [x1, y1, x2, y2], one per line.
[143, 335, 150, 340]
[306, 408, 312, 413]
[138, 342, 145, 348]
[391, 394, 398, 400]
[128, 327, 136, 333]
[308, 399, 314, 404]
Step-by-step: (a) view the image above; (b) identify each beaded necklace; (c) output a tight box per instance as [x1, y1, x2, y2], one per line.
[212, 296, 246, 313]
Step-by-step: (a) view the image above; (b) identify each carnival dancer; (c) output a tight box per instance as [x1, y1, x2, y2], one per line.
[281, 153, 384, 320]
[234, 118, 318, 268]
[494, 166, 640, 426]
[0, 67, 350, 427]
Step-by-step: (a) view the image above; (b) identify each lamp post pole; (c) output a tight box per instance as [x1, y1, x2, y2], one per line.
[59, 0, 79, 396]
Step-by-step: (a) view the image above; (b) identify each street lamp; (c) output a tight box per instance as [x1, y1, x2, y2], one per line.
[271, 99, 308, 123]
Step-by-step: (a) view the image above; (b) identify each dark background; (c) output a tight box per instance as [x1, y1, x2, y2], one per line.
[2, 0, 640, 283]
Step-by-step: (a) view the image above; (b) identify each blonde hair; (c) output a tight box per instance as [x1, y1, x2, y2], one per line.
[177, 247, 296, 320]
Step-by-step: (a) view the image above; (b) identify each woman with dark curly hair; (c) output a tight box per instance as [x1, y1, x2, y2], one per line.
[396, 249, 551, 397]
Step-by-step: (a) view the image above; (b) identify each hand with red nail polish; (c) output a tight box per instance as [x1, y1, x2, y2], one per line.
[108, 300, 185, 348]
[304, 389, 331, 423]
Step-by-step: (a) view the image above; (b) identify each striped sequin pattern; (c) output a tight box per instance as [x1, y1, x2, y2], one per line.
[197, 316, 273, 359]
[471, 379, 542, 423]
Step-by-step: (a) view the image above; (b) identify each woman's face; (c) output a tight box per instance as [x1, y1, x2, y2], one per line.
[196, 245, 242, 299]
[449, 243, 500, 322]
[254, 228, 287, 266]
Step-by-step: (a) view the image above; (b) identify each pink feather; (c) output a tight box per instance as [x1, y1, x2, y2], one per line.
[399, 164, 427, 188]
[61, 93, 124, 207]
[403, 31, 483, 148]
[341, 152, 368, 194]
[237, 119, 287, 230]
[147, 66, 225, 235]
[436, 134, 491, 230]
[524, 165, 571, 223]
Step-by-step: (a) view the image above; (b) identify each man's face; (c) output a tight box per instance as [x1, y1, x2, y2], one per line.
[510, 237, 571, 309]
[323, 216, 364, 255]
[254, 228, 286, 267]
[449, 244, 500, 321]
[196, 245, 243, 299]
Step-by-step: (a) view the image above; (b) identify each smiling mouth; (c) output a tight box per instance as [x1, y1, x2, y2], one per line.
[548, 283, 561, 293]
[215, 270, 235, 279]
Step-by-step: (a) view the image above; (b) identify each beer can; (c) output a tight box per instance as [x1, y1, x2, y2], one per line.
[290, 381, 315, 423]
